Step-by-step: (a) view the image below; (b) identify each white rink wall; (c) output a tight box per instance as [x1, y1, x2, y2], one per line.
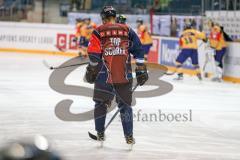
[0, 22, 239, 83]
[0, 22, 78, 56]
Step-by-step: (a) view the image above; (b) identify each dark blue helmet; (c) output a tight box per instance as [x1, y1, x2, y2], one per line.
[184, 22, 192, 30]
[100, 6, 117, 19]
[136, 18, 143, 24]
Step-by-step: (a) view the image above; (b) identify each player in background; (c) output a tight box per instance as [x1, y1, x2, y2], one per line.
[73, 18, 88, 57]
[73, 18, 96, 58]
[85, 6, 148, 145]
[78, 18, 96, 58]
[84, 17, 97, 29]
[174, 23, 207, 80]
[136, 18, 153, 61]
[116, 14, 127, 24]
[73, 18, 84, 56]
[209, 23, 227, 81]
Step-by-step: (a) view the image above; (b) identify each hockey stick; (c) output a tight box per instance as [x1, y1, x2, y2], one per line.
[164, 70, 177, 75]
[202, 52, 209, 77]
[88, 83, 139, 141]
[43, 60, 89, 70]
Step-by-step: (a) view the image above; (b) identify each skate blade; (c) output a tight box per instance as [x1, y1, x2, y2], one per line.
[173, 78, 183, 81]
[128, 144, 134, 151]
[100, 141, 104, 148]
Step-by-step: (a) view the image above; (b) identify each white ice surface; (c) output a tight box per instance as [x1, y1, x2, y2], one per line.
[0, 53, 240, 160]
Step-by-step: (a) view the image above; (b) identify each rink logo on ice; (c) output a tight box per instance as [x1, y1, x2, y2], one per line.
[48, 57, 173, 122]
[160, 39, 194, 69]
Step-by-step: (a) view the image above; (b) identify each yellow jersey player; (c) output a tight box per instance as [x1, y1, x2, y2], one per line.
[136, 18, 153, 61]
[85, 17, 97, 29]
[175, 23, 207, 80]
[209, 23, 227, 81]
[78, 18, 97, 58]
[74, 18, 84, 46]
[74, 18, 86, 57]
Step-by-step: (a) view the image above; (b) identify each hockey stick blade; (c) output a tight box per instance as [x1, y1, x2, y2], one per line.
[42, 60, 54, 70]
[88, 132, 98, 140]
[165, 71, 177, 76]
[144, 63, 175, 76]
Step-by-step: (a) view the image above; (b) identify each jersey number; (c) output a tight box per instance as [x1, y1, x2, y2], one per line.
[110, 38, 121, 46]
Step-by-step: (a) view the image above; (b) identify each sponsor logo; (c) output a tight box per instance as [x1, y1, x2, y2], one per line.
[56, 33, 77, 50]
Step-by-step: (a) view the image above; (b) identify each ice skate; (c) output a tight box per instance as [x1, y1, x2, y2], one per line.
[97, 132, 105, 147]
[197, 73, 202, 81]
[211, 77, 222, 82]
[125, 135, 135, 151]
[173, 73, 183, 81]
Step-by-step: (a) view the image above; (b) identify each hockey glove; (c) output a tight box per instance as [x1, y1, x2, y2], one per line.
[85, 64, 99, 84]
[202, 38, 208, 43]
[73, 37, 78, 42]
[135, 64, 148, 86]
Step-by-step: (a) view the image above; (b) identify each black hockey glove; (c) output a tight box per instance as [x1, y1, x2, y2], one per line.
[85, 64, 99, 84]
[135, 64, 148, 86]
[73, 37, 78, 42]
[202, 38, 208, 43]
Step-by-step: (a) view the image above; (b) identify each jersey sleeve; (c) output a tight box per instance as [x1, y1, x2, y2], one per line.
[87, 30, 102, 63]
[75, 24, 81, 37]
[128, 28, 144, 64]
[196, 30, 206, 40]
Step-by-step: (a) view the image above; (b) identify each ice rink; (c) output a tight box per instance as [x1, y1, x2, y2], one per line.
[1, 52, 240, 160]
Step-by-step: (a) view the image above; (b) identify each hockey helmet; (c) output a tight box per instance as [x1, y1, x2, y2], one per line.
[136, 18, 143, 24]
[184, 22, 192, 30]
[100, 6, 117, 19]
[116, 15, 127, 24]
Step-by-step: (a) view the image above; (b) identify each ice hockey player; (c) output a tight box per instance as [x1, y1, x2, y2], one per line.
[73, 17, 96, 58]
[136, 18, 153, 61]
[116, 14, 127, 24]
[84, 17, 97, 29]
[77, 18, 94, 58]
[73, 18, 86, 57]
[209, 22, 227, 82]
[174, 23, 207, 80]
[85, 6, 148, 145]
